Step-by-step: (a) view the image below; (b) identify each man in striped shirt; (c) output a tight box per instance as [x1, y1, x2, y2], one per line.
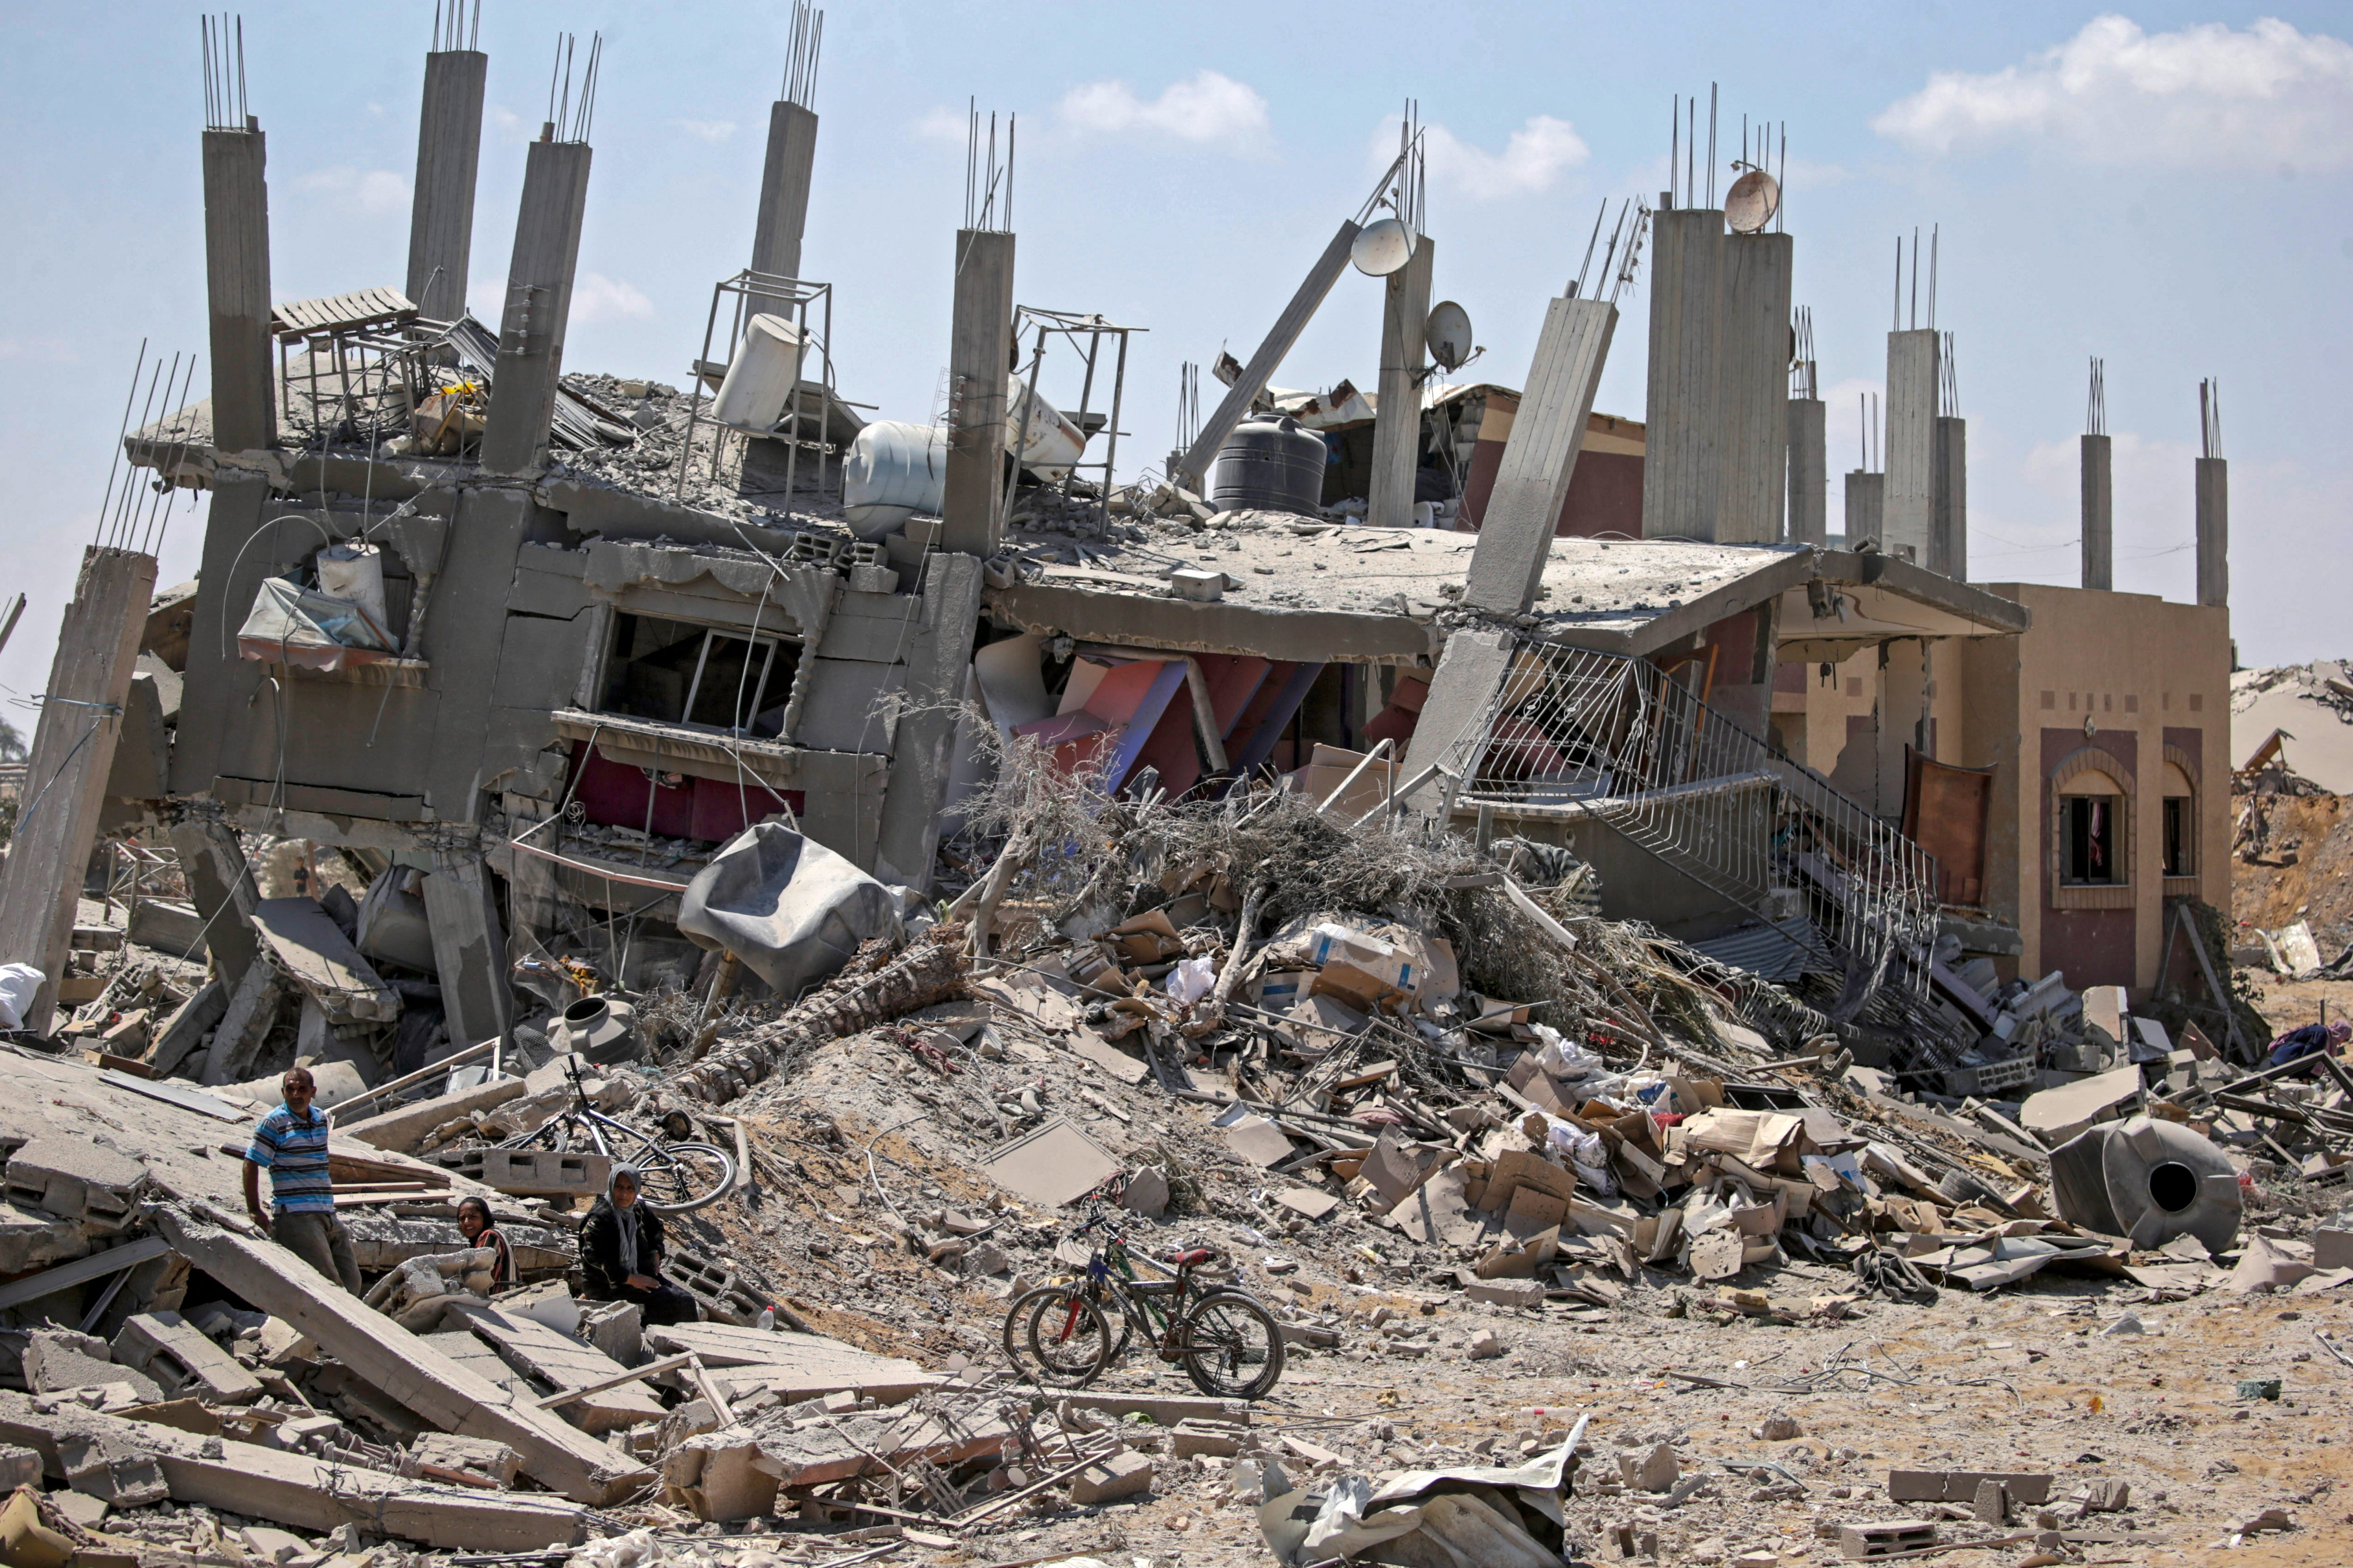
[243, 1066, 361, 1293]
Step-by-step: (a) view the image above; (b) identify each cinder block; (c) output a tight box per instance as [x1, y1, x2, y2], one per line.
[432, 1147, 610, 1197]
[1840, 1520, 1937, 1560]
[3, 1138, 147, 1232]
[1465, 1279, 1545, 1309]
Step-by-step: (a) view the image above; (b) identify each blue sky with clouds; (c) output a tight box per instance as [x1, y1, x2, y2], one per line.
[4, 3, 2349, 711]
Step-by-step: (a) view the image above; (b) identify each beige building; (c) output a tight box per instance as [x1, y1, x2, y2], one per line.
[1773, 582, 2231, 994]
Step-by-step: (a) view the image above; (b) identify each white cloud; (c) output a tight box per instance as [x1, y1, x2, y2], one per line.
[1874, 15, 2353, 170]
[1057, 70, 1269, 147]
[292, 166, 410, 215]
[1415, 115, 1589, 200]
[571, 273, 654, 325]
[674, 119, 736, 143]
[909, 105, 968, 144]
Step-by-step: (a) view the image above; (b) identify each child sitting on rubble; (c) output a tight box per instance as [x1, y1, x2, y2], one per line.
[579, 1165, 699, 1324]
[456, 1195, 516, 1290]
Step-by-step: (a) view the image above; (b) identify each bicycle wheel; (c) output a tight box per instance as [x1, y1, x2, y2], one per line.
[1004, 1285, 1112, 1389]
[629, 1140, 737, 1213]
[1176, 1289, 1286, 1401]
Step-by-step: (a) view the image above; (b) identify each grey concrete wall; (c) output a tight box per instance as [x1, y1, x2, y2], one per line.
[481, 139, 593, 474]
[1844, 471, 1884, 549]
[2196, 456, 2228, 609]
[1367, 237, 1433, 530]
[1932, 415, 1967, 581]
[1717, 233, 1793, 543]
[1882, 329, 1939, 563]
[942, 229, 1015, 558]
[1787, 397, 1826, 546]
[1642, 208, 1725, 540]
[2080, 433, 2113, 591]
[406, 50, 488, 323]
[202, 128, 274, 454]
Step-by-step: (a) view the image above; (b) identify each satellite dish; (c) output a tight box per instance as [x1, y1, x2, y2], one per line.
[1425, 300, 1474, 372]
[1725, 167, 1781, 234]
[1351, 217, 1416, 277]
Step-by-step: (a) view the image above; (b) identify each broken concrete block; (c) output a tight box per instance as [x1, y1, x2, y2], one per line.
[21, 1331, 161, 1406]
[2313, 1227, 2353, 1270]
[1464, 1279, 1544, 1309]
[239, 1526, 313, 1564]
[1754, 1412, 1801, 1441]
[402, 1431, 523, 1488]
[1466, 1329, 1506, 1361]
[1121, 1165, 1171, 1220]
[0, 1202, 93, 1274]
[1971, 1477, 2007, 1524]
[1837, 1520, 1937, 1558]
[431, 1146, 611, 1198]
[1068, 1450, 1154, 1505]
[2, 1140, 146, 1234]
[336, 1076, 527, 1154]
[1887, 1470, 2053, 1505]
[0, 1443, 40, 1490]
[46, 1491, 108, 1530]
[1169, 1421, 1245, 1460]
[111, 1312, 266, 1405]
[1222, 1115, 1296, 1168]
[1618, 1443, 1678, 1494]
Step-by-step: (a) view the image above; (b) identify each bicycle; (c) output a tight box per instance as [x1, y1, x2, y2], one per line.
[1001, 1210, 1286, 1400]
[495, 1060, 736, 1213]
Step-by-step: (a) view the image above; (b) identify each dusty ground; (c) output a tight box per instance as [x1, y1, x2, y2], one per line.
[642, 996, 2353, 1568]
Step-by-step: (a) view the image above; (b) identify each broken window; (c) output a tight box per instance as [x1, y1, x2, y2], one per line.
[2062, 794, 2121, 885]
[2163, 794, 2194, 878]
[598, 613, 800, 737]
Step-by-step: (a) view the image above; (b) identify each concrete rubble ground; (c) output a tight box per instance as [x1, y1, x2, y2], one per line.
[0, 6, 2337, 1567]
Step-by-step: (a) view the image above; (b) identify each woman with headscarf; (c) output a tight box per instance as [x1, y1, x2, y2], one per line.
[579, 1166, 700, 1324]
[456, 1196, 516, 1290]
[2267, 1019, 2353, 1078]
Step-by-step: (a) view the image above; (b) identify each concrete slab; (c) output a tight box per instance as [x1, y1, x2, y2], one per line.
[981, 1117, 1123, 1208]
[448, 1303, 662, 1434]
[150, 1207, 649, 1505]
[111, 1312, 265, 1405]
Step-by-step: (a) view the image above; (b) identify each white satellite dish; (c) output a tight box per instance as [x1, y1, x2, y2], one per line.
[1351, 217, 1416, 277]
[1425, 300, 1474, 372]
[1725, 167, 1781, 234]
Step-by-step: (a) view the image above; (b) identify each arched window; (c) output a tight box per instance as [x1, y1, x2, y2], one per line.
[2050, 747, 2133, 910]
[2161, 746, 2199, 886]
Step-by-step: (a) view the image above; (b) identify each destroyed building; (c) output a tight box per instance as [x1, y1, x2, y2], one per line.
[4, 13, 2349, 1566]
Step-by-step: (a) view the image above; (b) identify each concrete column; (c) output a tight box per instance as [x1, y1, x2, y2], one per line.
[479, 137, 593, 475]
[1844, 471, 1884, 549]
[1461, 297, 1616, 614]
[941, 228, 1016, 558]
[1174, 221, 1361, 493]
[748, 100, 819, 319]
[0, 547, 158, 1034]
[872, 552, 985, 889]
[167, 817, 261, 987]
[1786, 397, 1826, 546]
[2196, 456, 2228, 609]
[1882, 329, 1939, 563]
[1718, 232, 1793, 542]
[1367, 237, 1434, 529]
[1931, 415, 1967, 580]
[1642, 208, 1724, 540]
[405, 49, 488, 322]
[202, 127, 275, 454]
[2080, 433, 2113, 591]
[1399, 627, 1513, 804]
[423, 854, 510, 1048]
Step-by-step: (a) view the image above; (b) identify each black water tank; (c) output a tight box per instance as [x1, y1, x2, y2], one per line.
[1211, 414, 1326, 515]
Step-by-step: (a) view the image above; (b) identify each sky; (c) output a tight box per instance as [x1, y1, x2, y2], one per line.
[4, 2, 2350, 716]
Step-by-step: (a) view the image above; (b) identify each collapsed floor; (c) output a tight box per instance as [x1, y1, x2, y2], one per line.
[2, 770, 2352, 1566]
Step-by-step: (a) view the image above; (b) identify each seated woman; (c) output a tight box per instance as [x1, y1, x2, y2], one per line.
[578, 1166, 699, 1325]
[456, 1195, 515, 1290]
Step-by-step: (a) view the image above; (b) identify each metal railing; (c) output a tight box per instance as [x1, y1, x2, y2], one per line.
[1431, 638, 1939, 1003]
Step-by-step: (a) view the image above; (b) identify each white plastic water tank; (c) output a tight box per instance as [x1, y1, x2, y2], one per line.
[317, 542, 390, 639]
[1006, 376, 1085, 481]
[842, 420, 949, 538]
[711, 313, 806, 431]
